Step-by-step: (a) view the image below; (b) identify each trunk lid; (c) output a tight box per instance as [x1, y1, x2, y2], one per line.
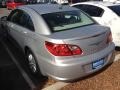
[47, 24, 110, 56]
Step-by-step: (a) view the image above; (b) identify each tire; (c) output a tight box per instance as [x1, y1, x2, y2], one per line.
[25, 49, 43, 78]
[115, 46, 120, 51]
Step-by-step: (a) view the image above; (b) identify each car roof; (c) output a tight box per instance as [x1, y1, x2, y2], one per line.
[76, 1, 120, 7]
[19, 4, 78, 14]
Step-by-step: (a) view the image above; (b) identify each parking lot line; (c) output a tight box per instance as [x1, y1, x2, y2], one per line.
[1, 42, 36, 90]
[114, 54, 120, 62]
[42, 82, 69, 90]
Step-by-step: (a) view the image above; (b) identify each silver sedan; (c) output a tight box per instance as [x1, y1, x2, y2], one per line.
[3, 4, 115, 81]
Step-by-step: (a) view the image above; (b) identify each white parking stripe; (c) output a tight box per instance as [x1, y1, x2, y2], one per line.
[1, 42, 36, 90]
[114, 54, 120, 62]
[42, 82, 69, 90]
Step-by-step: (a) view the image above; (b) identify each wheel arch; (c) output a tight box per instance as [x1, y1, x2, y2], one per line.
[24, 46, 46, 76]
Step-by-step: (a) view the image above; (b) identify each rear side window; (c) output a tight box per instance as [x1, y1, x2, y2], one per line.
[19, 12, 28, 26]
[42, 10, 95, 32]
[108, 5, 120, 16]
[8, 10, 22, 24]
[25, 17, 34, 31]
[73, 5, 104, 17]
[7, 9, 34, 31]
[19, 11, 34, 31]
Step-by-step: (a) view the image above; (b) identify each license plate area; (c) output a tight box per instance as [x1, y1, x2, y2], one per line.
[92, 58, 104, 69]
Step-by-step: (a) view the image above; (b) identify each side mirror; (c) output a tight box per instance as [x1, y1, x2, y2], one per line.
[0, 16, 7, 29]
[0, 16, 7, 21]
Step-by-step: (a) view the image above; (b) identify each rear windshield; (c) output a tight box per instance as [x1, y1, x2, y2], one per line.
[108, 5, 120, 16]
[42, 10, 95, 32]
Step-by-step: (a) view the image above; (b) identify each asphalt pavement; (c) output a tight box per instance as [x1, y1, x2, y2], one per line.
[0, 40, 31, 90]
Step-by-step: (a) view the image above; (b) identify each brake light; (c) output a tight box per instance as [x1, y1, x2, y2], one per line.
[107, 32, 112, 44]
[45, 41, 82, 56]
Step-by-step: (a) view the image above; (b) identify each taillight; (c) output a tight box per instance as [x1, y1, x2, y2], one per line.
[107, 32, 112, 44]
[45, 41, 82, 56]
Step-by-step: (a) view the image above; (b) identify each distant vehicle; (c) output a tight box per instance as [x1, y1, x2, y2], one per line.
[71, 1, 120, 47]
[26, 0, 37, 4]
[0, 0, 6, 7]
[1, 4, 115, 81]
[6, 0, 25, 10]
[103, 0, 120, 3]
[54, 0, 68, 4]
[36, 0, 69, 5]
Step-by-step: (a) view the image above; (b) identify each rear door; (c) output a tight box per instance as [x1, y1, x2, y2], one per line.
[7, 9, 31, 48]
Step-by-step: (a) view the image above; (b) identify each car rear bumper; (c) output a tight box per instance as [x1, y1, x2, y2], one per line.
[38, 43, 115, 81]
